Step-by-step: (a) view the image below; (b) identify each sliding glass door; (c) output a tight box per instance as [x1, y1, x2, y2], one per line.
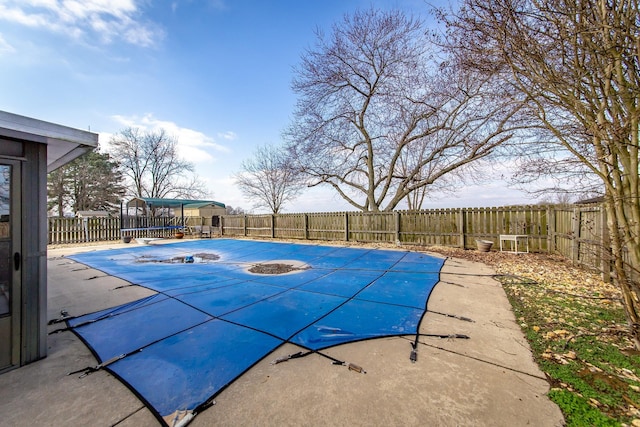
[0, 160, 20, 371]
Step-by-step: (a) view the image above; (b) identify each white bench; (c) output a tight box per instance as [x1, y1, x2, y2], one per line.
[499, 235, 529, 254]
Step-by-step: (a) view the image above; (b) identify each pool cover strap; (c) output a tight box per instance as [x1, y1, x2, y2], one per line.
[68, 352, 132, 378]
[271, 350, 311, 365]
[270, 348, 368, 374]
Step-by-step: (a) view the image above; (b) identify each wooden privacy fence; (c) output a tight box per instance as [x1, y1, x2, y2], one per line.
[220, 205, 608, 274]
[48, 204, 607, 274]
[47, 215, 219, 244]
[48, 217, 121, 244]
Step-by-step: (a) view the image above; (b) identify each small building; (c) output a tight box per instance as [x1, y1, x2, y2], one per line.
[182, 201, 226, 218]
[0, 111, 97, 373]
[183, 201, 226, 228]
[575, 196, 604, 205]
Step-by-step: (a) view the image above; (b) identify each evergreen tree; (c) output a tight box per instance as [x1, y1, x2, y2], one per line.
[47, 147, 126, 216]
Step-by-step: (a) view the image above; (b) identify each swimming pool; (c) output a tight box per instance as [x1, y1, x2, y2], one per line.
[67, 239, 445, 426]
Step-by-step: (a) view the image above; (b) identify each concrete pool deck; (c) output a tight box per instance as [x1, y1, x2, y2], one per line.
[0, 241, 564, 426]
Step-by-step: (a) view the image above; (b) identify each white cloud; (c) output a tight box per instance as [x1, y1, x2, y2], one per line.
[110, 113, 231, 164]
[217, 131, 237, 141]
[0, 34, 15, 54]
[0, 0, 164, 47]
[96, 131, 113, 149]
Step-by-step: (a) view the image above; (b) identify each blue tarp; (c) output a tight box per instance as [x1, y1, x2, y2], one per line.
[67, 239, 444, 425]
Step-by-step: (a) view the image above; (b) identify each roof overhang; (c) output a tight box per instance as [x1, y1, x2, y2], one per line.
[0, 110, 98, 172]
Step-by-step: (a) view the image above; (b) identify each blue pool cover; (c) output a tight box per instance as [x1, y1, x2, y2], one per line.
[66, 239, 445, 426]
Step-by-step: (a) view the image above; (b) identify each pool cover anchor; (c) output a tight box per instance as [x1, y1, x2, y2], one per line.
[410, 333, 470, 363]
[347, 363, 366, 374]
[47, 309, 71, 325]
[410, 342, 418, 363]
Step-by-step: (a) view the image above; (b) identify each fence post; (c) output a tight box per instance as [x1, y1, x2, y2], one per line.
[547, 206, 556, 253]
[458, 208, 466, 249]
[572, 207, 580, 263]
[83, 218, 89, 242]
[304, 214, 308, 240]
[243, 215, 247, 237]
[344, 212, 349, 242]
[394, 211, 400, 243]
[271, 214, 275, 238]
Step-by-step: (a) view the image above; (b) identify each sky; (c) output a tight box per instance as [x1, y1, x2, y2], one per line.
[0, 0, 537, 213]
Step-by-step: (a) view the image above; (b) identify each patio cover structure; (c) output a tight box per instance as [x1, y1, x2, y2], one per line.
[121, 198, 226, 235]
[125, 198, 226, 214]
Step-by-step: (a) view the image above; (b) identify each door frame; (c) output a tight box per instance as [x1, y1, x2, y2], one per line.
[0, 159, 22, 372]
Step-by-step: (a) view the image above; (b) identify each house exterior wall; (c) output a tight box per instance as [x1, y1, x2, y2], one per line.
[0, 112, 96, 371]
[21, 141, 48, 363]
[0, 136, 48, 366]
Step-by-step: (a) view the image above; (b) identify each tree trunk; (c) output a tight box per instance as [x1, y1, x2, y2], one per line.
[604, 197, 640, 349]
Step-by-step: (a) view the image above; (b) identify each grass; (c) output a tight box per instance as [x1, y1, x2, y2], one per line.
[502, 276, 640, 427]
[426, 247, 640, 427]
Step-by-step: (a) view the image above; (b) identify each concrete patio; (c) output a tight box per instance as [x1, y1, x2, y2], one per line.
[0, 241, 564, 426]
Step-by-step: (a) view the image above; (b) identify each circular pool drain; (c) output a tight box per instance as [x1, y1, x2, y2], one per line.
[246, 260, 310, 275]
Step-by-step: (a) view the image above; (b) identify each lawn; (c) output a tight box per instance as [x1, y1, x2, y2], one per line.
[428, 247, 640, 427]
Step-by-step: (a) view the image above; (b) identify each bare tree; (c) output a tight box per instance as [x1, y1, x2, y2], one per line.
[234, 144, 305, 214]
[285, 8, 527, 212]
[225, 205, 246, 215]
[442, 0, 640, 347]
[109, 127, 209, 200]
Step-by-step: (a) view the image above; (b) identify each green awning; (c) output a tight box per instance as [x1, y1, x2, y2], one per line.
[126, 197, 225, 209]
